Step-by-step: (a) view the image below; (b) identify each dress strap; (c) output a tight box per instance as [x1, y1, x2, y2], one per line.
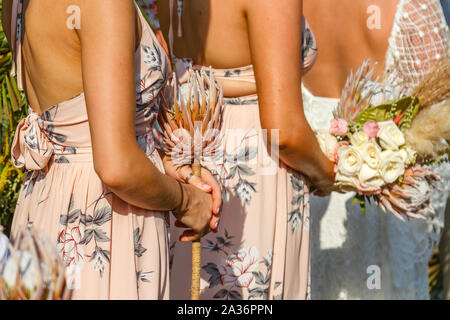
[10, 0, 24, 91]
[168, 0, 183, 58]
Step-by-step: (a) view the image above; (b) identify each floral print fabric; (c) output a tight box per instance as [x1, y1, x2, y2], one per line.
[9, 2, 171, 299]
[159, 0, 316, 300]
[169, 66, 312, 300]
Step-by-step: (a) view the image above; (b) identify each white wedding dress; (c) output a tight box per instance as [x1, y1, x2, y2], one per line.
[305, 0, 450, 300]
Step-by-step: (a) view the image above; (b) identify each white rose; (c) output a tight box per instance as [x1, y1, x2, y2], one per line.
[337, 146, 362, 176]
[399, 146, 417, 165]
[398, 149, 408, 163]
[0, 232, 9, 264]
[358, 141, 381, 169]
[0, 232, 9, 265]
[358, 163, 384, 188]
[380, 150, 406, 183]
[316, 131, 338, 161]
[350, 131, 369, 147]
[335, 172, 358, 192]
[377, 121, 405, 150]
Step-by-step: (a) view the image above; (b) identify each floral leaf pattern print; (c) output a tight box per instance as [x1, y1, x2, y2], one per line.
[202, 263, 222, 288]
[54, 156, 70, 164]
[289, 174, 309, 233]
[136, 270, 153, 287]
[142, 44, 163, 72]
[90, 246, 110, 278]
[134, 227, 147, 257]
[234, 180, 256, 206]
[247, 251, 274, 300]
[137, 43, 169, 110]
[46, 124, 67, 143]
[58, 194, 113, 278]
[201, 244, 280, 300]
[301, 28, 317, 61]
[24, 174, 36, 198]
[57, 226, 87, 268]
[92, 207, 112, 226]
[199, 222, 289, 300]
[169, 241, 177, 272]
[214, 134, 259, 205]
[203, 229, 234, 254]
[22, 170, 45, 199]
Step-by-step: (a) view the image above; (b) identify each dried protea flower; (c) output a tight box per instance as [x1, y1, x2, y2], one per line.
[159, 67, 225, 300]
[0, 225, 71, 300]
[159, 67, 224, 167]
[334, 60, 381, 122]
[374, 166, 441, 221]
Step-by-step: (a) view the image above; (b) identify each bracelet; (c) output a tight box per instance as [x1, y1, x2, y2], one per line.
[173, 180, 184, 212]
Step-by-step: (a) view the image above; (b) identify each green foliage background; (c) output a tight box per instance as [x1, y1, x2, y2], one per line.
[0, 0, 28, 236]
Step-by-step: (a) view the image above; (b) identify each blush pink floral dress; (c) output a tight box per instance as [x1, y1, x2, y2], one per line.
[152, 0, 318, 300]
[9, 0, 170, 299]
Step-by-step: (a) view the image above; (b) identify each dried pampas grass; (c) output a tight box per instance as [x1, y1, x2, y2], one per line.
[404, 98, 450, 159]
[411, 54, 450, 110]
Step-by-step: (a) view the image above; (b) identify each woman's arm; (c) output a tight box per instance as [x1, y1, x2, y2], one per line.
[77, 0, 214, 239]
[244, 0, 334, 190]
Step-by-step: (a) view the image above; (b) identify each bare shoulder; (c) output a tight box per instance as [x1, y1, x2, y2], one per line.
[23, 0, 136, 34]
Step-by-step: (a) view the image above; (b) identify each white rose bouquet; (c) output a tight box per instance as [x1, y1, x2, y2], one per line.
[317, 59, 449, 220]
[0, 226, 9, 266]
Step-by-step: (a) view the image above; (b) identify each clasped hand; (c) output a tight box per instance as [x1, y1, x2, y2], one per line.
[163, 157, 222, 242]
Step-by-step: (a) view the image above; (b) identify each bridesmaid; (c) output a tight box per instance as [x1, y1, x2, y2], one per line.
[2, 0, 220, 299]
[155, 0, 335, 299]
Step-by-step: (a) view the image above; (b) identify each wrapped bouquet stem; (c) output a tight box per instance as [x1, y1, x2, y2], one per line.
[159, 67, 223, 300]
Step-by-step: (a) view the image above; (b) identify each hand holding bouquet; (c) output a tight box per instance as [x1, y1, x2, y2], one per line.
[159, 67, 224, 300]
[317, 59, 449, 220]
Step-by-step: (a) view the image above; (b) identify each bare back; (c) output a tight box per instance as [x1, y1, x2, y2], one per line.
[303, 0, 399, 98]
[157, 0, 261, 96]
[2, 0, 142, 115]
[157, 0, 251, 68]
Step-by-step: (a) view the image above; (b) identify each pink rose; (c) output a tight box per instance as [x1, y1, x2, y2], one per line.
[329, 118, 349, 136]
[362, 121, 379, 139]
[334, 141, 349, 163]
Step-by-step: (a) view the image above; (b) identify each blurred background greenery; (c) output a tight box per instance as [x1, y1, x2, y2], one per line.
[0, 0, 28, 236]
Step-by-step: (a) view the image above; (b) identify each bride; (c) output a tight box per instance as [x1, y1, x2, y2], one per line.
[303, 0, 449, 299]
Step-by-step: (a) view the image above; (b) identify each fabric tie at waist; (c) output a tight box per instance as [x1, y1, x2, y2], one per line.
[11, 112, 95, 171]
[11, 113, 54, 171]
